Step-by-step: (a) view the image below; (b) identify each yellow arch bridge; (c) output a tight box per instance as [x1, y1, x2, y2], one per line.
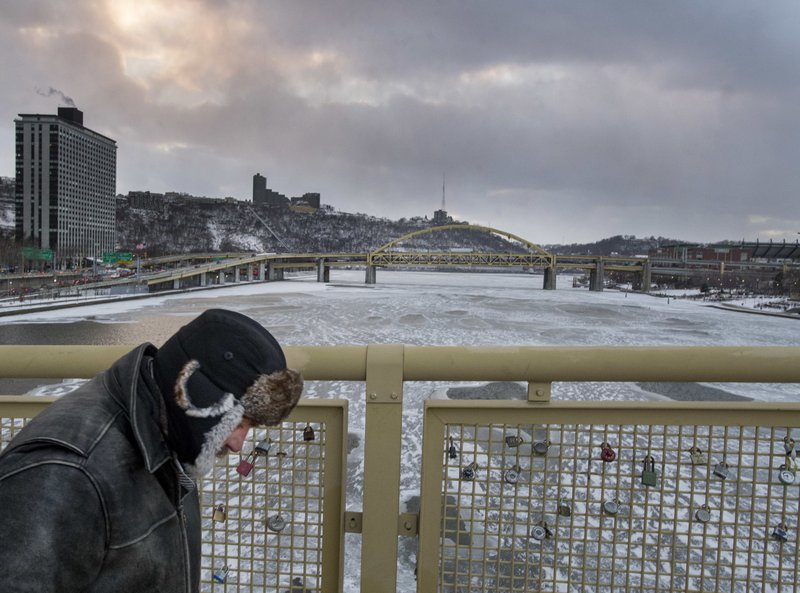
[25, 224, 793, 298]
[124, 225, 651, 294]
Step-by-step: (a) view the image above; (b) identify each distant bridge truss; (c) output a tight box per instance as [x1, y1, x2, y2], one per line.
[368, 224, 555, 269]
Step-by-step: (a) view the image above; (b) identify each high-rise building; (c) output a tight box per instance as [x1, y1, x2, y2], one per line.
[252, 172, 290, 209]
[15, 107, 117, 267]
[253, 172, 267, 205]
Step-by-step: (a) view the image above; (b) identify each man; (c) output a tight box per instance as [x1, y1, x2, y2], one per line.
[0, 308, 303, 592]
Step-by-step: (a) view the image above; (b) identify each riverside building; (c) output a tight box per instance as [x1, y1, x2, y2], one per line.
[15, 107, 117, 269]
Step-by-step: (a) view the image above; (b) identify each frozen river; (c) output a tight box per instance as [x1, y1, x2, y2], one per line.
[3, 269, 798, 402]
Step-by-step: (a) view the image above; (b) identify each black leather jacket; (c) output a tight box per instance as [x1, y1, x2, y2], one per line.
[0, 344, 201, 593]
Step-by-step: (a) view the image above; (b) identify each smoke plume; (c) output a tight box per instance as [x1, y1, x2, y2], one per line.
[35, 87, 76, 107]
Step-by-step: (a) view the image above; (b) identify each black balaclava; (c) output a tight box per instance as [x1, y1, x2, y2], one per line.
[153, 308, 303, 478]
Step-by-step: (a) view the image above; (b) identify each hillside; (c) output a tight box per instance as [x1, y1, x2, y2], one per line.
[115, 200, 533, 256]
[543, 235, 676, 257]
[2, 198, 683, 259]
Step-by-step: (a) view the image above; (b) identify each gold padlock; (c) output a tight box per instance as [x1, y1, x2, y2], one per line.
[213, 504, 227, 523]
[689, 446, 707, 465]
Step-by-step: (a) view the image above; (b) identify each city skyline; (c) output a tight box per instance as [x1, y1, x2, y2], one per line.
[1, 1, 799, 244]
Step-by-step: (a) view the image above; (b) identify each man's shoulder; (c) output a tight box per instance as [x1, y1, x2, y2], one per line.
[1, 377, 126, 462]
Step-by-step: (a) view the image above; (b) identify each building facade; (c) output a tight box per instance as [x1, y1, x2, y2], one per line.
[15, 107, 117, 267]
[252, 172, 293, 209]
[253, 173, 267, 204]
[290, 192, 321, 212]
[650, 243, 753, 262]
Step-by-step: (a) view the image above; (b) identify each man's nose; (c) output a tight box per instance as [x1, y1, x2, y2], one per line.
[225, 425, 251, 452]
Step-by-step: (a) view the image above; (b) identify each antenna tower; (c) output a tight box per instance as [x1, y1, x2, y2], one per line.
[441, 173, 446, 211]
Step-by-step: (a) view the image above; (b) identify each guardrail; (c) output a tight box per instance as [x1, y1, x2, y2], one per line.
[2, 345, 800, 593]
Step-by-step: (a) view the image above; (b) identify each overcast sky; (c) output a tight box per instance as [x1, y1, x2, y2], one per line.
[2, 1, 799, 244]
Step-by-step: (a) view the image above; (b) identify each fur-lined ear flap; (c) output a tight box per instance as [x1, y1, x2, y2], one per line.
[241, 368, 304, 426]
[174, 360, 238, 418]
[174, 360, 200, 409]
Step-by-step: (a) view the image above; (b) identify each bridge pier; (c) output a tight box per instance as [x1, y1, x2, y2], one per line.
[173, 277, 181, 290]
[590, 260, 605, 292]
[219, 270, 226, 285]
[234, 267, 240, 283]
[258, 262, 266, 281]
[267, 262, 284, 281]
[365, 265, 376, 284]
[317, 259, 330, 283]
[543, 267, 557, 290]
[638, 261, 651, 293]
[200, 272, 207, 286]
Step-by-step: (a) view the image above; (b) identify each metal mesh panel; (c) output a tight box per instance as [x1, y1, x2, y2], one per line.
[422, 405, 800, 593]
[200, 421, 327, 592]
[0, 416, 29, 451]
[0, 401, 346, 593]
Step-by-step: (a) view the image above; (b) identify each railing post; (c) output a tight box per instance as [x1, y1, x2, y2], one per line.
[361, 344, 404, 593]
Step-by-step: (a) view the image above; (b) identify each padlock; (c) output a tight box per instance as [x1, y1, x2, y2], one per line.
[447, 437, 458, 460]
[236, 451, 256, 476]
[461, 461, 478, 481]
[530, 524, 547, 541]
[712, 461, 729, 480]
[530, 521, 552, 541]
[504, 464, 522, 484]
[600, 443, 616, 463]
[694, 505, 711, 524]
[557, 499, 572, 518]
[303, 424, 315, 442]
[784, 435, 796, 456]
[641, 455, 657, 487]
[689, 446, 707, 465]
[505, 435, 524, 448]
[254, 438, 272, 457]
[532, 440, 550, 456]
[212, 565, 229, 583]
[212, 504, 227, 523]
[772, 522, 789, 542]
[778, 463, 796, 485]
[267, 513, 287, 532]
[602, 499, 619, 516]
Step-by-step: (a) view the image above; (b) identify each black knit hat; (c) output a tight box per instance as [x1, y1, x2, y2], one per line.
[154, 309, 303, 476]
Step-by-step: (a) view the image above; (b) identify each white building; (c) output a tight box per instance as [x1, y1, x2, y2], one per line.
[15, 107, 116, 267]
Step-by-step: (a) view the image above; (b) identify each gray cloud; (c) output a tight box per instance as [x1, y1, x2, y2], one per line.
[1, 0, 799, 243]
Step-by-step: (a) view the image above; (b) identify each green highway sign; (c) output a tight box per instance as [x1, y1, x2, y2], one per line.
[22, 247, 54, 260]
[102, 252, 132, 264]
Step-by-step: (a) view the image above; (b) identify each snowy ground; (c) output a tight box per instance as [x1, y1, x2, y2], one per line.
[4, 270, 800, 591]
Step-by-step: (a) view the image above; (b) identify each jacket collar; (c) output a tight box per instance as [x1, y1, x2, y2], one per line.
[105, 343, 172, 473]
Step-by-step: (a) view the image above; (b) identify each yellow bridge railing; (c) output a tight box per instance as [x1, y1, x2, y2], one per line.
[2, 345, 800, 592]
